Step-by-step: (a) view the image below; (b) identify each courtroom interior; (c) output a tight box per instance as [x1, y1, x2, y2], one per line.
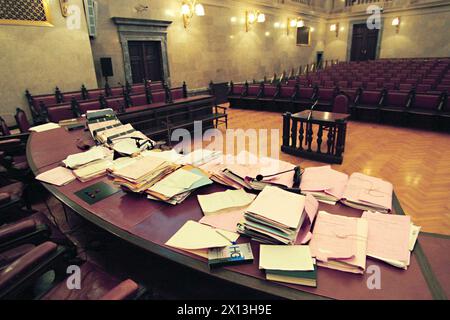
[0, 0, 449, 302]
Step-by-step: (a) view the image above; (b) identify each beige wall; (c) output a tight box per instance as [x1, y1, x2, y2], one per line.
[324, 6, 450, 61]
[91, 0, 326, 89]
[0, 0, 97, 124]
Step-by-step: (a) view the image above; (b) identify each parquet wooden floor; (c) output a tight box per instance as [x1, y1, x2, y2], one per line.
[210, 105, 450, 235]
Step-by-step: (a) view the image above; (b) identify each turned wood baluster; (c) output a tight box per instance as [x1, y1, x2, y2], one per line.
[291, 119, 298, 148]
[306, 122, 313, 152]
[336, 122, 345, 157]
[317, 124, 323, 153]
[298, 121, 304, 150]
[282, 112, 291, 147]
[327, 125, 333, 154]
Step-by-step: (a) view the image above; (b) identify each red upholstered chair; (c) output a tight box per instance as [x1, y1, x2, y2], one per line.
[277, 86, 296, 100]
[129, 94, 149, 107]
[104, 97, 126, 113]
[398, 83, 413, 92]
[338, 81, 349, 89]
[354, 90, 383, 120]
[287, 80, 297, 87]
[365, 82, 378, 90]
[148, 81, 164, 92]
[109, 86, 124, 97]
[130, 84, 146, 95]
[47, 104, 75, 123]
[14, 109, 31, 134]
[151, 91, 166, 104]
[170, 88, 184, 101]
[416, 84, 432, 94]
[86, 89, 104, 100]
[351, 81, 363, 89]
[316, 88, 337, 111]
[383, 82, 396, 90]
[436, 84, 450, 92]
[332, 95, 349, 114]
[410, 94, 441, 113]
[61, 91, 83, 103]
[230, 84, 245, 96]
[323, 80, 335, 88]
[0, 117, 11, 136]
[77, 100, 102, 114]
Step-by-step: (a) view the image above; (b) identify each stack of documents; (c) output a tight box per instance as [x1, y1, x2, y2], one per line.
[198, 189, 256, 233]
[111, 156, 178, 193]
[177, 149, 223, 167]
[309, 211, 368, 274]
[237, 186, 306, 244]
[29, 122, 60, 133]
[341, 173, 393, 213]
[300, 165, 349, 204]
[259, 245, 317, 287]
[223, 151, 297, 190]
[165, 220, 239, 250]
[362, 211, 420, 269]
[199, 156, 244, 189]
[147, 166, 213, 205]
[35, 166, 76, 186]
[73, 159, 114, 182]
[62, 146, 113, 169]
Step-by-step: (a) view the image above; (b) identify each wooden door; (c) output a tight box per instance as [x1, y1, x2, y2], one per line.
[350, 24, 379, 61]
[128, 41, 163, 83]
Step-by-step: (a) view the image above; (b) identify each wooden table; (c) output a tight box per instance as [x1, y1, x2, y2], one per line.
[27, 128, 449, 300]
[281, 111, 350, 164]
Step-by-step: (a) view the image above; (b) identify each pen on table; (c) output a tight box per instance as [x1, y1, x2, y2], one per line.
[215, 230, 236, 245]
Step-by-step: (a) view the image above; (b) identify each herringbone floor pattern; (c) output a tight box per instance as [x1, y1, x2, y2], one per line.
[212, 105, 450, 235]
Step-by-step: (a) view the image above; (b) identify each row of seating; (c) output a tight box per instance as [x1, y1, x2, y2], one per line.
[25, 80, 166, 124]
[37, 84, 188, 123]
[228, 82, 450, 131]
[297, 57, 450, 95]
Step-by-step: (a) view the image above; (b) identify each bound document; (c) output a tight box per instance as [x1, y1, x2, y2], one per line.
[238, 186, 306, 244]
[309, 211, 368, 274]
[300, 165, 349, 204]
[362, 211, 416, 269]
[341, 173, 393, 213]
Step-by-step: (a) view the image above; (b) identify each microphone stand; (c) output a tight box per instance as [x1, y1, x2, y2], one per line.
[307, 99, 319, 121]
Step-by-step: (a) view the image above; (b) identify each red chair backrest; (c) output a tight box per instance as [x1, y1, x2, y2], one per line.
[47, 105, 75, 122]
[14, 109, 31, 133]
[333, 95, 349, 114]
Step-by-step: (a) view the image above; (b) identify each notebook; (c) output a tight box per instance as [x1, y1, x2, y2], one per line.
[309, 211, 368, 274]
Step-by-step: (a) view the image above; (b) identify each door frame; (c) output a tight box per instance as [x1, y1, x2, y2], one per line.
[346, 18, 384, 62]
[128, 40, 164, 83]
[113, 18, 172, 86]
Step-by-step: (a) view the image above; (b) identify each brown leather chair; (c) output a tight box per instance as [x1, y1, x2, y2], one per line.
[14, 108, 31, 133]
[0, 241, 144, 300]
[0, 116, 11, 136]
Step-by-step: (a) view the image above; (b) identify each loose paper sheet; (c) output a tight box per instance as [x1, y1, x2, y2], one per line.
[165, 220, 239, 250]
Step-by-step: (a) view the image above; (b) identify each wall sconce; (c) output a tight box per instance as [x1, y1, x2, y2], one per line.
[245, 10, 265, 32]
[286, 18, 304, 35]
[392, 17, 401, 33]
[181, 0, 205, 29]
[59, 0, 69, 17]
[330, 23, 339, 37]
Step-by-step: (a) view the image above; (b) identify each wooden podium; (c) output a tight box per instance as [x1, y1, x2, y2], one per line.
[281, 110, 350, 164]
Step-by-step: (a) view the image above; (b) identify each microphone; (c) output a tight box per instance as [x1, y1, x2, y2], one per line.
[307, 99, 319, 121]
[255, 166, 302, 184]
